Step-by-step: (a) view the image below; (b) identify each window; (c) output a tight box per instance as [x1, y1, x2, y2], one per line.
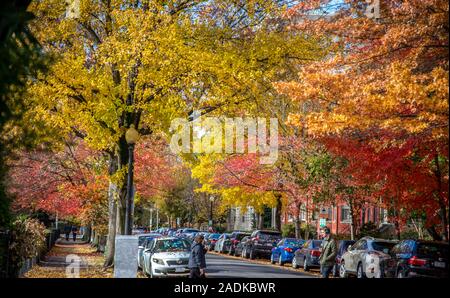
[242, 216, 246, 222]
[340, 206, 351, 223]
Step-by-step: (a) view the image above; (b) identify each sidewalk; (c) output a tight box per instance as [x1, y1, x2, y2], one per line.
[23, 236, 113, 278]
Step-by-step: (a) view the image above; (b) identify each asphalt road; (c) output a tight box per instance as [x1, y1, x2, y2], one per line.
[204, 253, 317, 278]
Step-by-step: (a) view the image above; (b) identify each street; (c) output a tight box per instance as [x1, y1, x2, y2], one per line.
[205, 253, 316, 278]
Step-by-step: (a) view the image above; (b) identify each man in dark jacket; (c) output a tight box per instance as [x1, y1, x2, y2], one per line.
[188, 234, 206, 278]
[318, 226, 337, 278]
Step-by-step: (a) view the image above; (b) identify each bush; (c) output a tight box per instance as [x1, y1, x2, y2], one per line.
[9, 217, 46, 276]
[358, 222, 380, 238]
[281, 224, 295, 237]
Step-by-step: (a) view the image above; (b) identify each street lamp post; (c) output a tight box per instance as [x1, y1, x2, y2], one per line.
[125, 124, 139, 235]
[209, 196, 214, 227]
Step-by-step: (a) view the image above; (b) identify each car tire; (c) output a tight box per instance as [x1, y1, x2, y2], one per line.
[278, 255, 284, 266]
[303, 258, 310, 271]
[339, 261, 348, 278]
[292, 257, 299, 269]
[397, 267, 407, 278]
[357, 263, 366, 279]
[250, 249, 256, 260]
[270, 254, 276, 264]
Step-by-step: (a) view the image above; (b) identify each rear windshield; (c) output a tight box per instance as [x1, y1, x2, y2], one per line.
[259, 232, 282, 240]
[183, 229, 199, 233]
[235, 234, 250, 241]
[312, 240, 322, 248]
[372, 241, 396, 253]
[285, 239, 304, 247]
[417, 243, 449, 259]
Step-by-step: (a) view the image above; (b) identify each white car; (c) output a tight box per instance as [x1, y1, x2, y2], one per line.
[339, 236, 398, 278]
[137, 233, 162, 269]
[142, 237, 192, 278]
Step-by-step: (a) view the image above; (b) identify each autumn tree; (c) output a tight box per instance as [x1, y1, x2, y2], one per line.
[276, 0, 449, 240]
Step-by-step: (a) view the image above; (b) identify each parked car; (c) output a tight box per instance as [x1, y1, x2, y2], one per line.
[242, 230, 282, 259]
[215, 233, 232, 253]
[142, 237, 192, 278]
[332, 240, 356, 277]
[228, 232, 251, 255]
[166, 228, 177, 237]
[137, 233, 162, 269]
[385, 240, 448, 278]
[339, 236, 397, 278]
[292, 239, 322, 271]
[270, 238, 305, 266]
[234, 236, 250, 257]
[181, 228, 199, 238]
[205, 233, 221, 251]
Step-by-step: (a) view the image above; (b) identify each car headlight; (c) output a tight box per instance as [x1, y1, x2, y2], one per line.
[152, 258, 164, 265]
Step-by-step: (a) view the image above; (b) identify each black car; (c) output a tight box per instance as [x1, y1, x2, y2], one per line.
[243, 230, 282, 259]
[332, 240, 356, 277]
[386, 240, 448, 278]
[228, 232, 251, 255]
[292, 239, 323, 271]
[234, 236, 251, 257]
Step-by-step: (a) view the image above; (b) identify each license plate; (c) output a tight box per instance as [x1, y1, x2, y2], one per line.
[175, 267, 186, 273]
[434, 261, 446, 268]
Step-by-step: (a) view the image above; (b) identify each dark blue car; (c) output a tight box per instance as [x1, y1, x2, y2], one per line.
[386, 240, 448, 278]
[270, 238, 305, 266]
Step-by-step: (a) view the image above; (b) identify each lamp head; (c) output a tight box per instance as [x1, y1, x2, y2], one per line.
[125, 124, 139, 144]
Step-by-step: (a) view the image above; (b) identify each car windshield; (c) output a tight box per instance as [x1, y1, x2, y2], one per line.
[417, 243, 449, 259]
[153, 239, 191, 252]
[372, 241, 396, 253]
[259, 232, 282, 240]
[285, 239, 303, 247]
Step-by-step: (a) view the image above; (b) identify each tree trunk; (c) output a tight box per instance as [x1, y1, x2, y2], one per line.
[274, 194, 282, 231]
[294, 202, 301, 239]
[434, 154, 449, 241]
[257, 212, 264, 230]
[427, 225, 443, 241]
[349, 200, 355, 241]
[104, 153, 118, 267]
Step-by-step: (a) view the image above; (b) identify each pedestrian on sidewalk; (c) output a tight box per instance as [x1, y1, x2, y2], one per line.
[188, 234, 207, 278]
[64, 225, 71, 241]
[318, 226, 337, 278]
[72, 225, 78, 242]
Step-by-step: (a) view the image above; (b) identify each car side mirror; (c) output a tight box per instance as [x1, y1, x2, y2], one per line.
[347, 245, 352, 251]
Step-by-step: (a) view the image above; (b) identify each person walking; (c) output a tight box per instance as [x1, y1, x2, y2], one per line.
[188, 234, 207, 278]
[64, 225, 71, 241]
[71, 225, 78, 242]
[318, 226, 337, 278]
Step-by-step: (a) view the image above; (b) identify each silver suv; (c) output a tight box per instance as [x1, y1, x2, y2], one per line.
[339, 236, 397, 278]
